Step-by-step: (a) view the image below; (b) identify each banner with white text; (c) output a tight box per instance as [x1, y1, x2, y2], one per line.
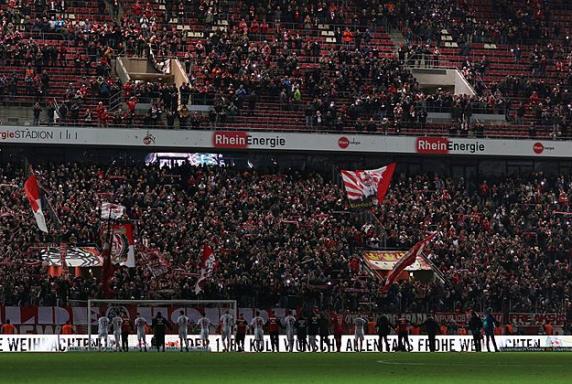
[1, 335, 571, 353]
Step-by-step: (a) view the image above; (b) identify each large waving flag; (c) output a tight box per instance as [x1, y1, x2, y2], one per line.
[100, 202, 126, 220]
[111, 223, 136, 268]
[381, 232, 438, 293]
[194, 244, 218, 294]
[24, 174, 48, 233]
[341, 163, 396, 208]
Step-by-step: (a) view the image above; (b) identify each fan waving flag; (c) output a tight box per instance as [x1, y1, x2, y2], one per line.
[23, 174, 48, 233]
[194, 244, 218, 294]
[341, 163, 396, 208]
[381, 232, 438, 293]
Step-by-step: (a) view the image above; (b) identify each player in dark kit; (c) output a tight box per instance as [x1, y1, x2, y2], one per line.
[121, 317, 131, 352]
[422, 315, 439, 352]
[469, 311, 483, 352]
[319, 312, 331, 352]
[296, 314, 308, 352]
[396, 315, 411, 351]
[483, 309, 499, 352]
[152, 312, 167, 352]
[235, 314, 247, 352]
[376, 315, 391, 352]
[308, 313, 320, 352]
[332, 312, 345, 352]
[268, 311, 280, 352]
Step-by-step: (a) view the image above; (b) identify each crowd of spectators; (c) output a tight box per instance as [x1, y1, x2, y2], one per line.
[0, 0, 121, 125]
[1, 0, 572, 137]
[398, 0, 569, 47]
[1, 161, 571, 317]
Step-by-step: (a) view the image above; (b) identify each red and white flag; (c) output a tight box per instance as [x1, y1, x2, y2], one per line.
[111, 223, 136, 268]
[381, 232, 438, 293]
[24, 174, 48, 233]
[341, 163, 396, 208]
[195, 244, 218, 294]
[100, 202, 126, 220]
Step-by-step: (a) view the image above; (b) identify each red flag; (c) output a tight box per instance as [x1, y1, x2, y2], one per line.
[194, 244, 218, 294]
[341, 163, 396, 208]
[381, 232, 438, 293]
[24, 174, 48, 232]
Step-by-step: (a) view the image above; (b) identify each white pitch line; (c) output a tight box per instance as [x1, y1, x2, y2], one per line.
[376, 360, 569, 367]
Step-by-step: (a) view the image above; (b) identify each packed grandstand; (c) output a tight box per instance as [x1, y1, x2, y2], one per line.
[1, 0, 572, 343]
[1, 0, 571, 136]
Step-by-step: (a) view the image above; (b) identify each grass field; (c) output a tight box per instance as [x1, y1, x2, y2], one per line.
[1, 352, 571, 384]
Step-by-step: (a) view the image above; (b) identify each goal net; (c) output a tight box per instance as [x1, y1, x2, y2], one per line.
[86, 299, 237, 351]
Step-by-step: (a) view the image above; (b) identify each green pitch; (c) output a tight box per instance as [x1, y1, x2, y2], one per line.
[0, 352, 570, 384]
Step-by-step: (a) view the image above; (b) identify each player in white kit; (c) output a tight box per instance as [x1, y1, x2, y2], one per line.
[354, 315, 367, 352]
[250, 311, 266, 352]
[196, 314, 212, 348]
[176, 310, 191, 352]
[282, 310, 297, 352]
[134, 313, 147, 352]
[97, 315, 110, 352]
[219, 310, 234, 352]
[111, 314, 123, 351]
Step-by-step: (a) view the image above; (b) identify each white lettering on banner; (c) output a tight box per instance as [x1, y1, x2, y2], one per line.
[2, 126, 572, 158]
[1, 335, 571, 353]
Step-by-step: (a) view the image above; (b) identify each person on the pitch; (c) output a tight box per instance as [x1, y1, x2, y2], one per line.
[308, 312, 320, 352]
[376, 314, 391, 352]
[353, 314, 367, 352]
[121, 317, 131, 352]
[283, 310, 297, 352]
[332, 312, 345, 352]
[268, 311, 280, 352]
[152, 312, 168, 352]
[134, 313, 148, 352]
[250, 311, 266, 352]
[1, 319, 15, 335]
[319, 312, 331, 352]
[469, 311, 483, 352]
[296, 314, 308, 352]
[483, 308, 499, 352]
[423, 314, 439, 352]
[396, 315, 411, 351]
[235, 314, 248, 352]
[61, 321, 75, 335]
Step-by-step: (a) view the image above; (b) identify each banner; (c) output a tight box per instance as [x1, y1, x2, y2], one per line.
[382, 233, 437, 292]
[41, 247, 102, 267]
[138, 246, 170, 277]
[363, 251, 432, 271]
[3, 126, 572, 158]
[1, 335, 572, 353]
[195, 244, 218, 294]
[111, 223, 135, 267]
[340, 163, 395, 208]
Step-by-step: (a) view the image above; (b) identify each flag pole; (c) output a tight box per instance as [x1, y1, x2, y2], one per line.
[100, 208, 114, 298]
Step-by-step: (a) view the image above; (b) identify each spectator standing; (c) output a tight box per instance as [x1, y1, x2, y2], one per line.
[33, 102, 42, 125]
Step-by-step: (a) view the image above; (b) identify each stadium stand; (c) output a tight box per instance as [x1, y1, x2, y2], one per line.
[1, 0, 569, 138]
[1, 162, 571, 318]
